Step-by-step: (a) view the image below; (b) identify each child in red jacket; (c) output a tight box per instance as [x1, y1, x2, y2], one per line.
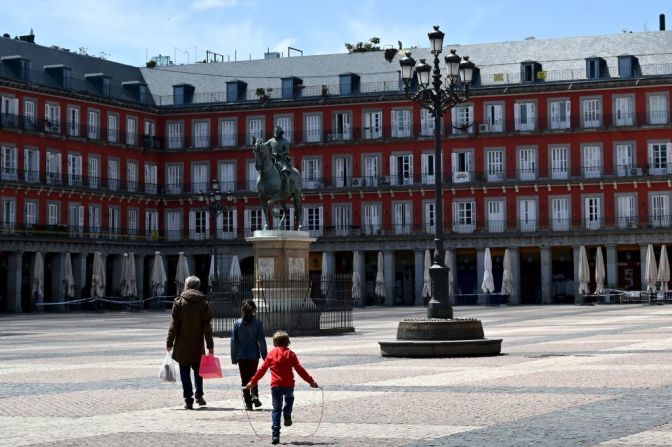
[244, 330, 318, 445]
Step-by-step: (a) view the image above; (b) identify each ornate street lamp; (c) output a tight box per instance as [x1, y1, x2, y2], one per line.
[399, 26, 475, 319]
[198, 179, 232, 295]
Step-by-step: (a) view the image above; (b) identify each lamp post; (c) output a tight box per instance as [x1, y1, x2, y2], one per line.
[399, 25, 475, 319]
[198, 179, 232, 295]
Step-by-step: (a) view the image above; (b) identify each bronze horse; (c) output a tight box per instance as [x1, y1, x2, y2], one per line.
[253, 140, 303, 230]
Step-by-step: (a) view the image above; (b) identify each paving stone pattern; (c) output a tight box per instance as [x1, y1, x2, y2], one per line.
[1, 305, 672, 446]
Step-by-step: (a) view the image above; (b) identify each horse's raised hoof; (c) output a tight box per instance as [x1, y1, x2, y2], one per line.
[263, 225, 269, 230]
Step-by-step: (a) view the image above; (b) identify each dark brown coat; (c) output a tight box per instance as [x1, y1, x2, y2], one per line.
[166, 289, 214, 365]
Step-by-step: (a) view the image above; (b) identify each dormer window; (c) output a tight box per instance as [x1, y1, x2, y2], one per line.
[617, 55, 640, 79]
[281, 77, 303, 99]
[521, 61, 542, 83]
[586, 57, 607, 79]
[339, 73, 360, 95]
[1, 55, 30, 81]
[122, 81, 149, 104]
[85, 73, 111, 97]
[226, 80, 247, 103]
[172, 83, 194, 105]
[44, 65, 71, 89]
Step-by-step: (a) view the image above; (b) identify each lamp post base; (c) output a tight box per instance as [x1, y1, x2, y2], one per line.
[427, 263, 452, 319]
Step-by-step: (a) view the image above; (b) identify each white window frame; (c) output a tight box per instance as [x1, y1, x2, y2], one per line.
[615, 143, 635, 177]
[107, 113, 119, 143]
[550, 146, 569, 180]
[167, 122, 183, 149]
[614, 96, 634, 126]
[549, 100, 571, 130]
[220, 118, 237, 147]
[485, 149, 504, 182]
[363, 203, 381, 235]
[67, 154, 83, 186]
[193, 120, 210, 148]
[166, 164, 183, 194]
[452, 201, 476, 233]
[389, 154, 413, 186]
[67, 106, 80, 137]
[391, 109, 411, 138]
[301, 158, 321, 189]
[24, 148, 39, 183]
[452, 105, 473, 135]
[304, 114, 322, 143]
[1, 146, 18, 181]
[582, 98, 602, 128]
[393, 202, 412, 234]
[126, 117, 137, 145]
[166, 211, 183, 241]
[617, 195, 637, 229]
[514, 102, 536, 131]
[518, 199, 537, 232]
[648, 94, 668, 125]
[364, 110, 383, 139]
[648, 142, 672, 175]
[584, 196, 602, 230]
[518, 147, 537, 181]
[582, 145, 602, 178]
[487, 200, 505, 233]
[551, 197, 570, 231]
[144, 164, 158, 194]
[485, 103, 504, 132]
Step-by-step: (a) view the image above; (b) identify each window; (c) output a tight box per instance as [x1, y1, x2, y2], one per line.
[484, 103, 503, 132]
[89, 205, 101, 237]
[69, 204, 84, 236]
[45, 103, 60, 133]
[144, 164, 157, 194]
[514, 102, 535, 131]
[108, 159, 119, 190]
[453, 201, 476, 233]
[219, 162, 235, 192]
[189, 209, 209, 240]
[166, 211, 182, 241]
[391, 109, 411, 138]
[23, 99, 36, 130]
[47, 203, 59, 226]
[518, 148, 536, 180]
[166, 165, 183, 194]
[88, 157, 100, 189]
[248, 118, 264, 144]
[451, 151, 472, 183]
[192, 164, 209, 194]
[145, 210, 159, 239]
[67, 154, 83, 186]
[193, 120, 209, 148]
[363, 203, 381, 235]
[167, 122, 183, 149]
[144, 120, 155, 138]
[302, 158, 321, 189]
[390, 154, 413, 186]
[217, 209, 237, 239]
[582, 98, 601, 128]
[333, 205, 351, 236]
[519, 199, 537, 232]
[393, 202, 411, 234]
[46, 151, 62, 185]
[584, 197, 602, 230]
[582, 145, 602, 178]
[107, 114, 119, 143]
[364, 111, 382, 139]
[24, 201, 37, 227]
[331, 112, 352, 141]
[1, 95, 18, 128]
[549, 100, 571, 129]
[614, 96, 634, 126]
[2, 199, 16, 231]
[126, 161, 138, 192]
[615, 143, 634, 176]
[108, 207, 120, 237]
[648, 94, 668, 125]
[486, 150, 504, 182]
[24, 148, 39, 183]
[617, 195, 637, 228]
[452, 105, 473, 135]
[126, 117, 137, 145]
[424, 202, 435, 233]
[67, 106, 80, 137]
[551, 198, 570, 231]
[275, 116, 293, 142]
[1, 146, 17, 180]
[333, 156, 350, 188]
[363, 155, 379, 187]
[244, 209, 265, 236]
[648, 142, 672, 175]
[303, 206, 323, 237]
[487, 200, 504, 232]
[247, 161, 258, 191]
[220, 119, 237, 146]
[304, 114, 322, 143]
[651, 194, 670, 227]
[126, 208, 138, 236]
[550, 146, 569, 180]
[87, 110, 99, 139]
[421, 153, 435, 184]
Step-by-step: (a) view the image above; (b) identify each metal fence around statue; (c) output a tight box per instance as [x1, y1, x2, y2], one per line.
[211, 273, 354, 336]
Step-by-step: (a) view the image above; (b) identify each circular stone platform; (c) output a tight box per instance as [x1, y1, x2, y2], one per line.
[379, 318, 502, 357]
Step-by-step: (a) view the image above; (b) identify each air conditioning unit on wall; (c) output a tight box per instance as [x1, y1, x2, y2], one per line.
[351, 177, 363, 187]
[478, 123, 489, 133]
[630, 167, 643, 176]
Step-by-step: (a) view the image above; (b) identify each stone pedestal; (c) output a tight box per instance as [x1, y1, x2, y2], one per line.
[246, 230, 319, 333]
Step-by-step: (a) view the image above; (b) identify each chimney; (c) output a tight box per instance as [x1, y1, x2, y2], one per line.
[660, 13, 666, 31]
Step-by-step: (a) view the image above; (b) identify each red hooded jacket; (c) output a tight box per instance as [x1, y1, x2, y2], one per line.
[249, 346, 314, 388]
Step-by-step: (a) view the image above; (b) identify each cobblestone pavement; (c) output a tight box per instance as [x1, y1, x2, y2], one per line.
[2, 305, 672, 446]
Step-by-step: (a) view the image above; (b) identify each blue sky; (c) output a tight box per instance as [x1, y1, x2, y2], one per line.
[3, 0, 672, 66]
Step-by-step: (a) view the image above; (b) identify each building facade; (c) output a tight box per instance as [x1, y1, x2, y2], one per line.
[1, 29, 672, 312]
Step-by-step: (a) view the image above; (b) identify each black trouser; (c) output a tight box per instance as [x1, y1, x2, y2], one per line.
[179, 362, 203, 404]
[238, 358, 260, 404]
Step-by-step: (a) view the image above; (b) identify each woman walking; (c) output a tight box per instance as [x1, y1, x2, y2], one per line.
[231, 299, 267, 410]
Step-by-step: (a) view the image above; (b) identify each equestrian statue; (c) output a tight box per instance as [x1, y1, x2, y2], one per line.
[253, 125, 303, 230]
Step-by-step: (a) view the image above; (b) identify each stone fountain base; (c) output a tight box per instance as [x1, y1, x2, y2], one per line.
[379, 318, 502, 357]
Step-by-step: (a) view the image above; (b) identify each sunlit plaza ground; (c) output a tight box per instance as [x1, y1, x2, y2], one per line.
[2, 305, 672, 446]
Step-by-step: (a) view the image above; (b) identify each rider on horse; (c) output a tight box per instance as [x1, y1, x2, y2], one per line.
[265, 125, 292, 192]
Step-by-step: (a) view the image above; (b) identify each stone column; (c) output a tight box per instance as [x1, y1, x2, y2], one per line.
[476, 249, 486, 305]
[50, 253, 66, 311]
[383, 250, 395, 306]
[573, 246, 583, 304]
[509, 248, 521, 305]
[73, 253, 87, 299]
[353, 250, 365, 307]
[414, 249, 424, 306]
[606, 244, 617, 289]
[640, 244, 648, 290]
[135, 254, 145, 303]
[111, 254, 124, 297]
[7, 251, 23, 313]
[540, 246, 552, 304]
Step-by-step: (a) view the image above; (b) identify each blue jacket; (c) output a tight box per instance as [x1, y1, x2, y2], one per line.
[230, 317, 267, 363]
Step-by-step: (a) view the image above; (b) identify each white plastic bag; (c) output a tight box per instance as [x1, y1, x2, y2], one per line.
[159, 351, 176, 383]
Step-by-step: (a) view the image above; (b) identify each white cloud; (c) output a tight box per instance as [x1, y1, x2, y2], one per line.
[191, 0, 237, 11]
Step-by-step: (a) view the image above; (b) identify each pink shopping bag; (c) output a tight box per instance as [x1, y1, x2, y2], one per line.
[199, 354, 223, 379]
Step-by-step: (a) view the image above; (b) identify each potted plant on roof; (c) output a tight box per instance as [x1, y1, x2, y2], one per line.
[255, 87, 272, 103]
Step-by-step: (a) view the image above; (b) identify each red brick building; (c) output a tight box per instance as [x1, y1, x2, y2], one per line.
[2, 28, 672, 311]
